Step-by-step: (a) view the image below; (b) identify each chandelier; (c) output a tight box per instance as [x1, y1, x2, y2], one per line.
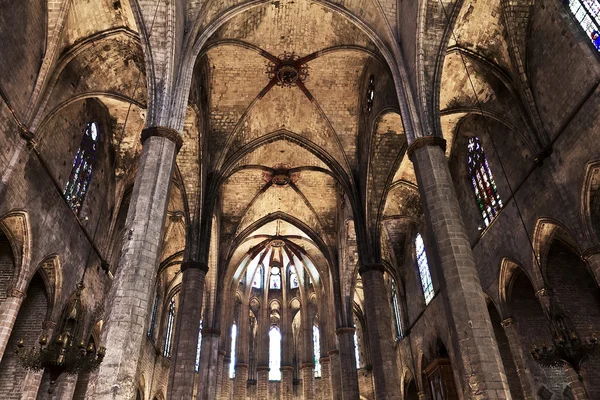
[16, 283, 106, 394]
[530, 304, 599, 376]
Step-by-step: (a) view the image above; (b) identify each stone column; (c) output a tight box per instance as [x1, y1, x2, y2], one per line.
[256, 366, 270, 399]
[501, 318, 536, 400]
[280, 366, 294, 400]
[0, 288, 26, 362]
[167, 261, 208, 399]
[328, 350, 342, 400]
[220, 357, 231, 400]
[564, 365, 589, 400]
[48, 374, 77, 400]
[358, 264, 402, 400]
[336, 328, 359, 400]
[215, 350, 225, 400]
[20, 321, 56, 400]
[90, 127, 182, 400]
[301, 363, 316, 400]
[583, 251, 600, 287]
[409, 136, 511, 398]
[319, 358, 332, 400]
[197, 328, 220, 400]
[233, 363, 248, 398]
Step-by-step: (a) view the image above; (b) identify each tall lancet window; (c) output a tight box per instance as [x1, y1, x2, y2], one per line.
[163, 296, 176, 357]
[467, 136, 503, 226]
[566, 0, 600, 50]
[391, 281, 403, 339]
[195, 320, 203, 372]
[64, 122, 99, 214]
[269, 326, 282, 380]
[147, 293, 159, 342]
[354, 331, 360, 369]
[252, 265, 263, 289]
[229, 323, 237, 378]
[289, 265, 299, 289]
[416, 233, 434, 305]
[313, 325, 321, 377]
[269, 266, 281, 290]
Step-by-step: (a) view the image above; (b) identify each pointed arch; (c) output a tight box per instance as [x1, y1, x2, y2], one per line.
[0, 210, 32, 292]
[581, 159, 600, 244]
[35, 254, 62, 320]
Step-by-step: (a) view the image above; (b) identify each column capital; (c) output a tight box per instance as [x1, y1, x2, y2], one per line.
[535, 287, 549, 299]
[141, 126, 183, 152]
[7, 287, 26, 299]
[501, 317, 514, 328]
[256, 365, 270, 371]
[319, 357, 330, 364]
[335, 327, 356, 335]
[300, 362, 315, 369]
[218, 350, 227, 356]
[180, 260, 209, 273]
[327, 349, 340, 356]
[407, 135, 447, 161]
[202, 327, 221, 337]
[358, 263, 386, 276]
[235, 363, 249, 368]
[280, 365, 294, 371]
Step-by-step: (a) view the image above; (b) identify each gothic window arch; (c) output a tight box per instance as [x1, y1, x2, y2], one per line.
[467, 136, 503, 226]
[64, 122, 99, 214]
[566, 0, 600, 51]
[269, 265, 281, 290]
[390, 280, 403, 340]
[416, 233, 434, 305]
[269, 326, 282, 380]
[354, 330, 360, 369]
[147, 292, 159, 342]
[229, 323, 237, 378]
[313, 324, 321, 377]
[289, 265, 299, 289]
[163, 296, 176, 357]
[252, 265, 263, 289]
[195, 320, 203, 372]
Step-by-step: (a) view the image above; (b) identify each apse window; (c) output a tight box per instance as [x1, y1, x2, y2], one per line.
[163, 296, 176, 357]
[64, 122, 99, 215]
[567, 0, 600, 51]
[313, 325, 321, 377]
[289, 265, 299, 289]
[467, 136, 503, 226]
[269, 266, 282, 290]
[365, 75, 375, 113]
[269, 326, 282, 380]
[229, 323, 237, 378]
[252, 265, 263, 289]
[354, 331, 360, 369]
[416, 233, 434, 305]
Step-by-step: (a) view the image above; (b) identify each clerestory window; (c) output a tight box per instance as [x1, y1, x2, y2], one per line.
[416, 233, 434, 305]
[163, 296, 176, 357]
[64, 122, 98, 214]
[567, 0, 600, 51]
[269, 326, 282, 380]
[467, 136, 503, 227]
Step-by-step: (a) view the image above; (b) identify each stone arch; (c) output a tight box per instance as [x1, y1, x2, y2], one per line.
[35, 254, 62, 321]
[0, 210, 32, 293]
[581, 159, 600, 244]
[532, 218, 580, 287]
[498, 258, 530, 317]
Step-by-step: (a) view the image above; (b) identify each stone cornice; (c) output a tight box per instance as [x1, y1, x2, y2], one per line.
[180, 260, 209, 273]
[407, 136, 447, 161]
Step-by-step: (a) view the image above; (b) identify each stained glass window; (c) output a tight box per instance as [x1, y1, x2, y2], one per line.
[229, 323, 237, 378]
[313, 325, 321, 377]
[289, 265, 299, 289]
[195, 320, 203, 372]
[391, 281, 403, 340]
[252, 265, 263, 289]
[147, 293, 159, 342]
[366, 75, 375, 113]
[269, 326, 282, 380]
[164, 296, 176, 357]
[416, 234, 434, 305]
[567, 0, 600, 51]
[467, 136, 503, 226]
[64, 122, 98, 214]
[269, 266, 281, 290]
[354, 331, 360, 369]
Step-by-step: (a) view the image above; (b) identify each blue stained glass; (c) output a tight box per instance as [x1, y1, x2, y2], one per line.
[467, 137, 502, 227]
[289, 266, 299, 289]
[269, 266, 281, 290]
[416, 234, 434, 305]
[64, 122, 98, 214]
[567, 0, 600, 51]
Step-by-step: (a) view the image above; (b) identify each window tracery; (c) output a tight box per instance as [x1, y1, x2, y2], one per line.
[467, 136, 503, 226]
[289, 265, 299, 289]
[269, 326, 282, 380]
[164, 296, 176, 357]
[416, 233, 434, 305]
[567, 0, 600, 50]
[64, 122, 98, 214]
[313, 325, 321, 377]
[269, 265, 281, 290]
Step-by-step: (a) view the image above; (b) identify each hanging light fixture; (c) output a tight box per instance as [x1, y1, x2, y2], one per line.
[15, 282, 105, 394]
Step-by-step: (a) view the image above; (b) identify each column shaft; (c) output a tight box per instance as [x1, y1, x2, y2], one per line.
[257, 367, 269, 399]
[215, 350, 225, 400]
[0, 291, 25, 362]
[336, 329, 359, 400]
[328, 350, 342, 400]
[91, 131, 180, 399]
[359, 266, 401, 400]
[168, 263, 207, 399]
[319, 359, 332, 400]
[197, 330, 220, 400]
[301, 364, 315, 400]
[233, 364, 248, 398]
[280, 366, 294, 400]
[501, 318, 536, 400]
[220, 358, 231, 400]
[564, 366, 589, 400]
[411, 138, 511, 398]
